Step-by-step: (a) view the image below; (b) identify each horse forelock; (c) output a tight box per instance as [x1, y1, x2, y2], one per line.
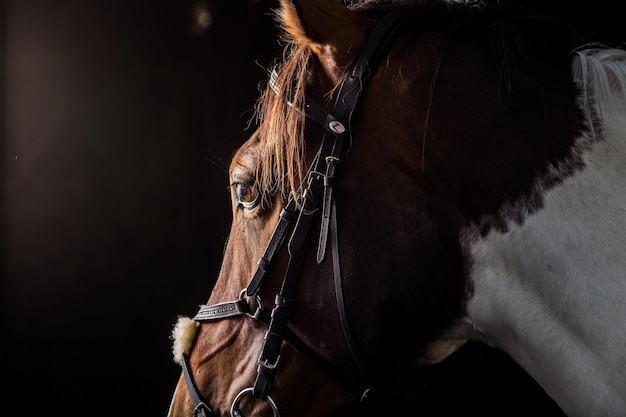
[253, 44, 311, 208]
[252, 1, 361, 207]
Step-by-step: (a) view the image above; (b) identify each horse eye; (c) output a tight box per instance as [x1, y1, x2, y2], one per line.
[234, 182, 259, 209]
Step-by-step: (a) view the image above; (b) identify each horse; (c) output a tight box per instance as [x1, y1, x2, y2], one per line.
[167, 1, 626, 416]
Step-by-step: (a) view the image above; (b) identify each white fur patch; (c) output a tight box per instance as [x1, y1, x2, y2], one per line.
[170, 316, 199, 364]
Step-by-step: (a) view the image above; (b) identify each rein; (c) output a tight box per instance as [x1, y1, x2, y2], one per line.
[180, 12, 409, 417]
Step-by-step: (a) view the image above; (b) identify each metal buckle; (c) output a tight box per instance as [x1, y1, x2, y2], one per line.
[230, 387, 280, 417]
[193, 401, 213, 417]
[258, 353, 280, 370]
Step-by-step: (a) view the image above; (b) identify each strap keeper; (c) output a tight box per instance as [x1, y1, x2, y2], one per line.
[264, 330, 285, 347]
[279, 207, 297, 222]
[258, 256, 271, 271]
[275, 295, 296, 309]
[253, 363, 276, 400]
[254, 307, 270, 323]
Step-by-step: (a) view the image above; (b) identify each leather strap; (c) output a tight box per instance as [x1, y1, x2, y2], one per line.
[193, 299, 249, 321]
[317, 154, 340, 263]
[246, 203, 298, 296]
[252, 10, 409, 402]
[331, 198, 371, 383]
[181, 354, 214, 417]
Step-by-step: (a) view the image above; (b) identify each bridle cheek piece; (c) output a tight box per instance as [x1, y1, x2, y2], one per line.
[178, 12, 409, 417]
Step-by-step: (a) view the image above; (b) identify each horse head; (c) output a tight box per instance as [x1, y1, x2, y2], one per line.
[168, 1, 626, 416]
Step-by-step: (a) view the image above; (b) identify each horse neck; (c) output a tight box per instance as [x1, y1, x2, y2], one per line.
[465, 48, 626, 417]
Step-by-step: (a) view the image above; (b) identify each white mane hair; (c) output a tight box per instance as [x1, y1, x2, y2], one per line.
[572, 47, 626, 140]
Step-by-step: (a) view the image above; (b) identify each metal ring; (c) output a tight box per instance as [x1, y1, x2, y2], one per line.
[230, 387, 280, 417]
[239, 288, 264, 314]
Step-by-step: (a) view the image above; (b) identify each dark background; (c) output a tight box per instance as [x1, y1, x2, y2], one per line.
[3, 0, 282, 414]
[3, 1, 621, 416]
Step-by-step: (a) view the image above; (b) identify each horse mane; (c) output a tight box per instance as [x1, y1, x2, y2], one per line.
[251, 0, 615, 206]
[572, 47, 626, 141]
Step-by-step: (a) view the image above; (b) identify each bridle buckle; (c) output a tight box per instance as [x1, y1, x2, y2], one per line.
[259, 354, 280, 370]
[193, 401, 213, 417]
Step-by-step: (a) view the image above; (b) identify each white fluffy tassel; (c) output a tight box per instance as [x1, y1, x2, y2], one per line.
[171, 316, 199, 364]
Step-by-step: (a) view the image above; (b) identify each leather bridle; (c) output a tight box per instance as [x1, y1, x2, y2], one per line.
[179, 12, 410, 417]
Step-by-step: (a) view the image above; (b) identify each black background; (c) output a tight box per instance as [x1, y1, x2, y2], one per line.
[3, 1, 620, 416]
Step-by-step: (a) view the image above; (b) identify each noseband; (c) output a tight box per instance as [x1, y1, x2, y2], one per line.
[179, 12, 409, 417]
